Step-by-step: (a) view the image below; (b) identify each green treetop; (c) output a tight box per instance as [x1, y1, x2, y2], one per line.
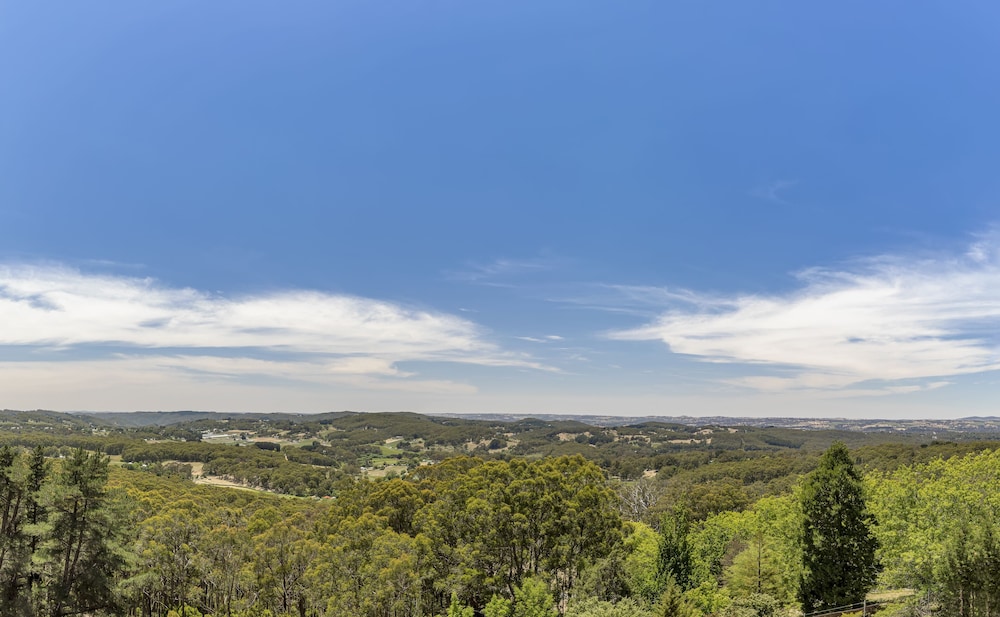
[798, 442, 880, 612]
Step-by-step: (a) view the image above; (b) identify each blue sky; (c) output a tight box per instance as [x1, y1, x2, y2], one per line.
[3, 1, 1000, 417]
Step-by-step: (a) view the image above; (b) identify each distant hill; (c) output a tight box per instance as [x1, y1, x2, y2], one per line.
[79, 410, 357, 427]
[3, 408, 1000, 499]
[82, 411, 238, 427]
[14, 408, 997, 437]
[437, 412, 1000, 434]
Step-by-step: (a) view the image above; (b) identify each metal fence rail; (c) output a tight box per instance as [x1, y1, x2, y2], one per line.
[804, 599, 872, 617]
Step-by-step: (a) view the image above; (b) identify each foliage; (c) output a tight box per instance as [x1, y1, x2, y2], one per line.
[445, 592, 474, 617]
[937, 517, 1000, 617]
[0, 447, 131, 617]
[721, 496, 801, 605]
[3, 412, 1000, 617]
[685, 581, 730, 616]
[417, 455, 622, 606]
[798, 443, 880, 612]
[868, 448, 1000, 616]
[512, 577, 557, 617]
[658, 507, 693, 591]
[657, 576, 697, 617]
[565, 597, 654, 617]
[720, 593, 780, 617]
[622, 521, 662, 602]
[484, 595, 513, 617]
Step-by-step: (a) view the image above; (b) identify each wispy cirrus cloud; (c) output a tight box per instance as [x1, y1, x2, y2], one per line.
[515, 335, 565, 343]
[547, 283, 721, 318]
[610, 235, 1000, 396]
[0, 264, 549, 402]
[445, 256, 568, 286]
[750, 179, 798, 205]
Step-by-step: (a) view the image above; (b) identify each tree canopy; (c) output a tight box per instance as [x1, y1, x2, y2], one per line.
[798, 442, 880, 612]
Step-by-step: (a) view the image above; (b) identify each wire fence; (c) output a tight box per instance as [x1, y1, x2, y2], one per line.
[803, 599, 874, 617]
[803, 588, 919, 617]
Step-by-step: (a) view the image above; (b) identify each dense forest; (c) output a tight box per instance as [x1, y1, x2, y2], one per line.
[1, 409, 999, 617]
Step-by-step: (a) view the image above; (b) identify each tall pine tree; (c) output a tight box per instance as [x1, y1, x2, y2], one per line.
[40, 448, 130, 617]
[798, 442, 880, 612]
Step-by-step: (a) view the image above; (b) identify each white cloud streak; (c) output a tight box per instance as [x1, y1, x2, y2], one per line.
[515, 335, 565, 343]
[610, 237, 1000, 395]
[750, 179, 797, 205]
[0, 265, 547, 401]
[446, 256, 566, 285]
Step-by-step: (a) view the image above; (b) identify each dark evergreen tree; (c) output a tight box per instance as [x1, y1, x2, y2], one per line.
[798, 442, 880, 612]
[0, 446, 27, 615]
[39, 449, 130, 617]
[0, 445, 51, 616]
